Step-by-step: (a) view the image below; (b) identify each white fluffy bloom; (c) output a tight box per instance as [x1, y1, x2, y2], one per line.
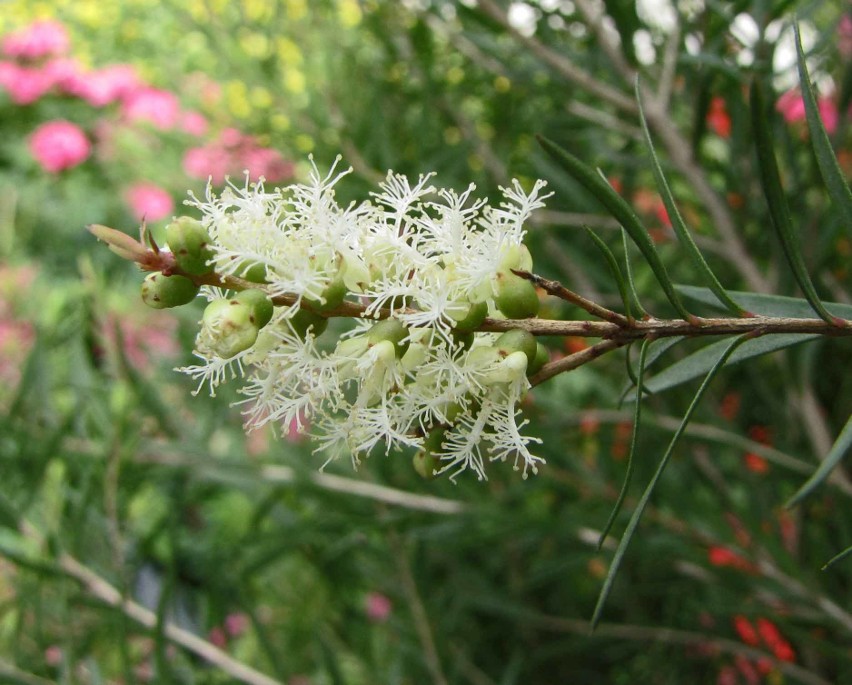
[179, 159, 551, 480]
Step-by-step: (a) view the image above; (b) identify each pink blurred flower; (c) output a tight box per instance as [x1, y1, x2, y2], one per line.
[364, 592, 392, 622]
[0, 62, 54, 104]
[183, 129, 294, 185]
[181, 110, 208, 136]
[29, 120, 90, 172]
[67, 64, 141, 106]
[208, 626, 227, 649]
[105, 313, 179, 371]
[776, 89, 839, 135]
[840, 15, 852, 59]
[183, 145, 231, 184]
[125, 183, 174, 222]
[43, 57, 84, 90]
[224, 612, 249, 637]
[122, 87, 181, 129]
[43, 645, 63, 667]
[2, 20, 70, 60]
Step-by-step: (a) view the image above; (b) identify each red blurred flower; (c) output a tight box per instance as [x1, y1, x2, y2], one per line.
[125, 183, 174, 222]
[28, 120, 90, 172]
[707, 97, 732, 138]
[732, 615, 760, 646]
[2, 20, 69, 60]
[744, 452, 770, 474]
[719, 391, 741, 421]
[708, 546, 756, 573]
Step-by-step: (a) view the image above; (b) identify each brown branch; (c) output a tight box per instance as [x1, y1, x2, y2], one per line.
[511, 269, 631, 326]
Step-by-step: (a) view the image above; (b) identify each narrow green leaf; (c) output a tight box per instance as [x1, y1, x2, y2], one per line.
[538, 135, 692, 319]
[599, 339, 650, 549]
[794, 23, 852, 229]
[629, 333, 818, 398]
[787, 414, 852, 508]
[677, 285, 852, 319]
[591, 334, 749, 629]
[823, 544, 852, 571]
[621, 229, 649, 319]
[584, 227, 632, 321]
[750, 80, 841, 326]
[635, 79, 748, 317]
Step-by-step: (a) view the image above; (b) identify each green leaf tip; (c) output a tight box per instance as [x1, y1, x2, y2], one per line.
[633, 78, 747, 318]
[749, 79, 841, 327]
[536, 134, 691, 320]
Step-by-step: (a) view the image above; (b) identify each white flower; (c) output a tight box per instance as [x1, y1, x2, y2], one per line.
[179, 160, 550, 480]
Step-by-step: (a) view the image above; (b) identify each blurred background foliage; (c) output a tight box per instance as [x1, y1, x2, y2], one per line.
[0, 0, 850, 683]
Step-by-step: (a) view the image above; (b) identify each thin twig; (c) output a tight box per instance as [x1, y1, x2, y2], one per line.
[512, 269, 630, 326]
[475, 0, 637, 113]
[15, 520, 283, 685]
[657, 22, 681, 111]
[530, 339, 627, 386]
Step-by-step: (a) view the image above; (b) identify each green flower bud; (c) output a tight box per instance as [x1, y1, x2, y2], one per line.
[450, 329, 475, 351]
[527, 342, 549, 377]
[141, 272, 199, 309]
[165, 217, 214, 275]
[494, 329, 537, 366]
[233, 289, 274, 329]
[305, 274, 347, 312]
[367, 318, 409, 358]
[494, 271, 540, 319]
[234, 260, 268, 283]
[413, 427, 445, 479]
[450, 300, 488, 333]
[289, 308, 328, 337]
[497, 243, 533, 272]
[198, 298, 258, 358]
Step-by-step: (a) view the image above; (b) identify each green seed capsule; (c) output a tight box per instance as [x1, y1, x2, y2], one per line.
[305, 275, 347, 313]
[141, 272, 199, 309]
[234, 260, 268, 283]
[494, 271, 540, 319]
[413, 427, 445, 479]
[450, 301, 488, 333]
[367, 318, 409, 358]
[198, 298, 258, 358]
[165, 217, 214, 276]
[494, 328, 537, 366]
[527, 342, 550, 377]
[233, 289, 274, 329]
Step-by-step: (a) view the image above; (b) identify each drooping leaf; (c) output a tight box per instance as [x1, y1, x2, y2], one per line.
[676, 285, 852, 319]
[599, 339, 650, 549]
[538, 135, 692, 319]
[750, 79, 842, 326]
[635, 78, 747, 317]
[592, 335, 749, 628]
[794, 23, 852, 230]
[787, 414, 852, 508]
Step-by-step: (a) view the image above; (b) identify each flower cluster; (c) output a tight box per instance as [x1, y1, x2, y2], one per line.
[166, 160, 552, 480]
